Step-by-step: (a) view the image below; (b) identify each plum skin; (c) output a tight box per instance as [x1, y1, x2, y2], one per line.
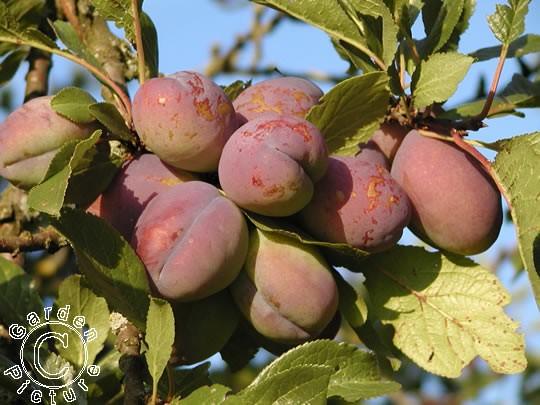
[218, 115, 328, 217]
[0, 96, 95, 188]
[132, 71, 237, 172]
[131, 181, 249, 302]
[230, 229, 338, 345]
[300, 156, 411, 252]
[87, 154, 196, 240]
[370, 122, 409, 162]
[233, 76, 323, 124]
[391, 130, 502, 255]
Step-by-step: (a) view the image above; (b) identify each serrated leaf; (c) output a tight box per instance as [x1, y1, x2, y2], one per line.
[140, 11, 159, 78]
[226, 365, 332, 405]
[245, 212, 370, 267]
[0, 353, 43, 402]
[470, 34, 540, 62]
[145, 298, 175, 399]
[253, 0, 371, 62]
[364, 246, 527, 378]
[223, 80, 251, 101]
[28, 130, 102, 216]
[89, 102, 133, 141]
[93, 0, 135, 41]
[0, 256, 43, 328]
[422, 0, 465, 54]
[0, 48, 28, 86]
[412, 52, 473, 108]
[307, 71, 390, 156]
[51, 87, 97, 124]
[442, 0, 476, 52]
[492, 132, 540, 308]
[251, 340, 400, 402]
[51, 275, 110, 369]
[158, 363, 212, 400]
[487, 0, 530, 45]
[51, 209, 150, 331]
[173, 384, 231, 405]
[52, 20, 101, 68]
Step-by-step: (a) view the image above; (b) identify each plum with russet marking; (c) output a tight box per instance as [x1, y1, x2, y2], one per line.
[87, 154, 196, 240]
[132, 71, 237, 172]
[230, 229, 338, 345]
[131, 181, 248, 301]
[218, 115, 328, 217]
[300, 156, 411, 252]
[233, 76, 323, 124]
[391, 130, 502, 255]
[0, 96, 96, 189]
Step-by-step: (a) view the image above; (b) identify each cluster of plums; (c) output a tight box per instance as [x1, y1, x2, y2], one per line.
[0, 72, 502, 363]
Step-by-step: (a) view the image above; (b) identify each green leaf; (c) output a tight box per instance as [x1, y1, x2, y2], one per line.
[442, 0, 476, 52]
[93, 0, 135, 41]
[0, 48, 29, 86]
[492, 132, 540, 308]
[470, 34, 540, 61]
[487, 0, 530, 45]
[51, 87, 97, 124]
[141, 12, 159, 78]
[253, 0, 371, 63]
[145, 298, 175, 400]
[0, 256, 43, 328]
[0, 353, 43, 402]
[306, 71, 390, 156]
[51, 275, 110, 368]
[422, 0, 465, 54]
[51, 209, 150, 331]
[364, 246, 527, 378]
[173, 385, 231, 405]
[159, 363, 212, 400]
[226, 365, 332, 405]
[89, 102, 133, 142]
[245, 212, 370, 267]
[28, 130, 102, 216]
[52, 20, 101, 68]
[250, 340, 400, 402]
[411, 52, 473, 108]
[223, 80, 251, 102]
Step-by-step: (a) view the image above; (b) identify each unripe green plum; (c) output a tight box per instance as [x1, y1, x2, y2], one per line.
[370, 122, 409, 162]
[233, 76, 323, 124]
[300, 156, 411, 252]
[391, 130, 502, 255]
[132, 71, 237, 172]
[172, 290, 239, 365]
[218, 116, 328, 216]
[87, 154, 196, 240]
[132, 181, 248, 301]
[230, 229, 338, 345]
[0, 96, 95, 188]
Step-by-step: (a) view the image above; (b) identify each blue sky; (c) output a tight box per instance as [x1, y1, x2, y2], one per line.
[2, 1, 539, 403]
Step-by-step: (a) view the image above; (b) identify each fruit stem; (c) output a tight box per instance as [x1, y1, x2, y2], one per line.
[131, 0, 147, 85]
[476, 44, 509, 120]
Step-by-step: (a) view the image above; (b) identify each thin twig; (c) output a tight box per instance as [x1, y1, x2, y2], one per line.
[59, 0, 81, 36]
[0, 228, 67, 253]
[476, 45, 509, 120]
[131, 0, 146, 84]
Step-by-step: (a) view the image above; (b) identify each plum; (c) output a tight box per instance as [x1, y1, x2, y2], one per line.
[356, 141, 389, 169]
[300, 156, 411, 252]
[0, 96, 96, 188]
[370, 122, 409, 162]
[391, 130, 502, 255]
[233, 76, 323, 124]
[230, 229, 338, 344]
[131, 181, 248, 301]
[218, 115, 328, 216]
[132, 71, 237, 172]
[87, 153, 196, 240]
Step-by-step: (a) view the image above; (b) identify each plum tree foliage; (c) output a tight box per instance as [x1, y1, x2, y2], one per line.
[0, 0, 539, 404]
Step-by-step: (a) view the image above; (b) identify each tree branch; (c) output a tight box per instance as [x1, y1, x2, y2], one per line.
[0, 228, 67, 253]
[24, 49, 52, 101]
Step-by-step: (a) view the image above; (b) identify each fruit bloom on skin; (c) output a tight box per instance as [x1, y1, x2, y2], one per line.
[218, 115, 328, 216]
[132, 71, 237, 172]
[87, 154, 196, 240]
[230, 229, 338, 344]
[233, 76, 323, 124]
[132, 181, 248, 302]
[300, 156, 411, 252]
[0, 96, 95, 188]
[391, 130, 502, 255]
[370, 122, 409, 162]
